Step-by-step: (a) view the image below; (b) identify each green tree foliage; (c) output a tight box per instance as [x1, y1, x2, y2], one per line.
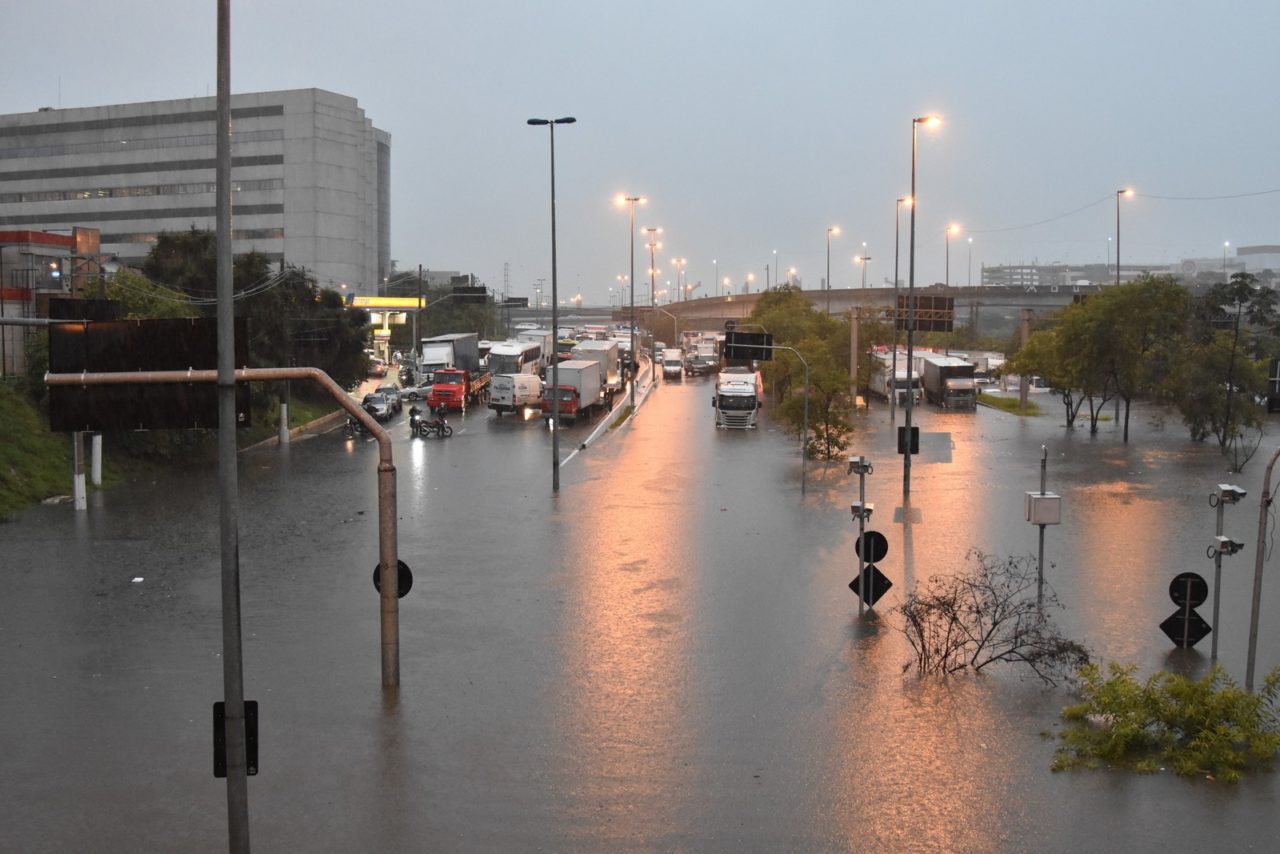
[1171, 274, 1276, 470]
[1005, 274, 1277, 467]
[417, 285, 498, 340]
[896, 551, 1089, 686]
[133, 230, 371, 395]
[142, 226, 216, 299]
[748, 285, 855, 459]
[1054, 662, 1280, 782]
[104, 268, 196, 319]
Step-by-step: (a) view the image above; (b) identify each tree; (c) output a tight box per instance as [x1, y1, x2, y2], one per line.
[749, 285, 856, 459]
[1094, 275, 1189, 442]
[104, 268, 198, 319]
[896, 550, 1089, 686]
[1173, 273, 1276, 470]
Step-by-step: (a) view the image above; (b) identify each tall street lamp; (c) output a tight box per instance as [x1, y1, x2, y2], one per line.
[671, 257, 687, 302]
[892, 195, 912, 424]
[826, 226, 839, 313]
[855, 253, 872, 289]
[713, 258, 719, 296]
[618, 194, 645, 412]
[1115, 187, 1133, 286]
[744, 272, 755, 294]
[905, 114, 941, 500]
[644, 226, 662, 386]
[945, 223, 960, 287]
[967, 236, 974, 286]
[1224, 240, 1231, 283]
[527, 116, 576, 493]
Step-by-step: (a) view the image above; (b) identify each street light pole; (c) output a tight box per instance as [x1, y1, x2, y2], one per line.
[1115, 188, 1133, 286]
[945, 224, 959, 288]
[1224, 240, 1230, 283]
[644, 227, 662, 387]
[892, 196, 910, 424]
[905, 115, 940, 500]
[620, 195, 644, 413]
[826, 227, 839, 313]
[528, 116, 577, 493]
[967, 237, 973, 286]
[855, 254, 872, 289]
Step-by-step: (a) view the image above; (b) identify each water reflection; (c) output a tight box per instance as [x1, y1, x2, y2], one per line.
[554, 408, 700, 845]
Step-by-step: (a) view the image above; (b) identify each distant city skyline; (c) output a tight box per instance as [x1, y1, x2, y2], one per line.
[3, 1, 1277, 303]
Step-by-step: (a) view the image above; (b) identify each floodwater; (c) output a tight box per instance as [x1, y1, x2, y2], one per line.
[2, 382, 1278, 852]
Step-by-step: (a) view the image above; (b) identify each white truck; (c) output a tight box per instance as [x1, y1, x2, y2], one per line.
[516, 328, 556, 373]
[542, 359, 603, 424]
[661, 348, 685, 380]
[419, 332, 480, 380]
[713, 368, 763, 428]
[489, 373, 542, 415]
[571, 339, 621, 391]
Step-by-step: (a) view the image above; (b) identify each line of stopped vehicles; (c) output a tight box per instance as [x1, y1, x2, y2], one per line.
[350, 328, 1030, 439]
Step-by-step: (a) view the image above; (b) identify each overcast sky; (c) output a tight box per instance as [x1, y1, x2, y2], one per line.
[5, 1, 1279, 304]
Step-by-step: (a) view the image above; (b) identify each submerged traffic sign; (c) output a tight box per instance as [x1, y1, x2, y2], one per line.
[849, 565, 893, 608]
[855, 530, 889, 564]
[1160, 609, 1212, 648]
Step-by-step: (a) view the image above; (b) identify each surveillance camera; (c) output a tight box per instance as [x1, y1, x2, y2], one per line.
[847, 455, 873, 476]
[850, 501, 874, 521]
[1215, 535, 1245, 556]
[1218, 484, 1247, 504]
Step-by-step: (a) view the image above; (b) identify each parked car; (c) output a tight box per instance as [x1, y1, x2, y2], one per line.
[361, 393, 392, 422]
[375, 385, 403, 414]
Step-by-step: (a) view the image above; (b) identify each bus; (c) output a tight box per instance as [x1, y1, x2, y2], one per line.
[487, 339, 542, 376]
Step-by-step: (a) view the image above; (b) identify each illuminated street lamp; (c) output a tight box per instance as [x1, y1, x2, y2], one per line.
[527, 115, 577, 492]
[967, 236, 974, 286]
[617, 194, 646, 412]
[744, 272, 755, 294]
[671, 257, 687, 301]
[945, 223, 961, 288]
[1224, 240, 1231, 283]
[905, 114, 941, 499]
[1115, 188, 1134, 286]
[854, 253, 872, 289]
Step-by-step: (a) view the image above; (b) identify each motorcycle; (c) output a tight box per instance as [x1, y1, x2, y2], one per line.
[409, 406, 452, 439]
[343, 413, 366, 438]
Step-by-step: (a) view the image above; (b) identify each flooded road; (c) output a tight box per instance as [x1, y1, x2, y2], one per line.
[2, 381, 1279, 851]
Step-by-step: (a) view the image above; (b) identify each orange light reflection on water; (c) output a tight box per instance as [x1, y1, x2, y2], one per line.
[553, 419, 701, 844]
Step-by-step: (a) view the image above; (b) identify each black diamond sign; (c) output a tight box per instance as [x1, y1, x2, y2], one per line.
[1160, 608, 1212, 649]
[849, 565, 893, 608]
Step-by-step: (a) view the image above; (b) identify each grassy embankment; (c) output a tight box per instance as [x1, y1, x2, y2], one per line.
[0, 384, 71, 517]
[977, 390, 1043, 417]
[0, 384, 342, 518]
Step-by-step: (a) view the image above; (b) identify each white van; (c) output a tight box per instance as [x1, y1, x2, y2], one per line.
[662, 348, 685, 380]
[489, 373, 543, 415]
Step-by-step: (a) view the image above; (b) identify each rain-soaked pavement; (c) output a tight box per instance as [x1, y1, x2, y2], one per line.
[3, 378, 1280, 852]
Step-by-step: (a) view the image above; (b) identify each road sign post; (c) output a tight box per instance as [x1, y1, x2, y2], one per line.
[1160, 571, 1212, 648]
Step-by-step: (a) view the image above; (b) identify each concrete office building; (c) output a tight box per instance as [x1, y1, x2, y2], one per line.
[0, 88, 389, 293]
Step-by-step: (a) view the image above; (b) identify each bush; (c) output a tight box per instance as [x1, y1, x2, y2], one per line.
[896, 550, 1089, 686]
[1053, 662, 1280, 781]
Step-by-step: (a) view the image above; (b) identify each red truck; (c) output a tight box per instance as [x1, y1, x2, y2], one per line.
[426, 367, 492, 411]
